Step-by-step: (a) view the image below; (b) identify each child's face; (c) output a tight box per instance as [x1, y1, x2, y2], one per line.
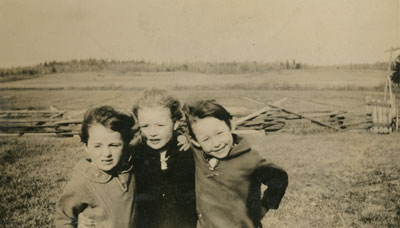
[138, 106, 177, 150]
[85, 124, 124, 172]
[191, 117, 233, 159]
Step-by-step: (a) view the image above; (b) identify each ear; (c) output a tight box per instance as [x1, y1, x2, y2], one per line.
[230, 119, 236, 131]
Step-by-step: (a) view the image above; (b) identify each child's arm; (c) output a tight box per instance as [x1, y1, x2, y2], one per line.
[55, 181, 89, 228]
[254, 158, 288, 215]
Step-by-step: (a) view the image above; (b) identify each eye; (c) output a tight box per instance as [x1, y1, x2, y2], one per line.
[156, 124, 165, 127]
[201, 138, 209, 142]
[94, 144, 102, 148]
[140, 124, 148, 128]
[110, 143, 122, 147]
[217, 131, 223, 135]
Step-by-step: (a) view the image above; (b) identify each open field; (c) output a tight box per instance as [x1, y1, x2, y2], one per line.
[0, 69, 388, 91]
[1, 69, 399, 227]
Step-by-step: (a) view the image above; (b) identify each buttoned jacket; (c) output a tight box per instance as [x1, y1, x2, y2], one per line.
[193, 135, 288, 228]
[55, 158, 136, 228]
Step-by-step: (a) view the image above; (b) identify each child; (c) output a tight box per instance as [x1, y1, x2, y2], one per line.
[132, 88, 197, 228]
[55, 106, 137, 228]
[183, 99, 288, 228]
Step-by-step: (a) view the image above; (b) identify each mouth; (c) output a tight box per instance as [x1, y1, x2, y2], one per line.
[212, 145, 226, 153]
[101, 159, 113, 165]
[148, 138, 161, 144]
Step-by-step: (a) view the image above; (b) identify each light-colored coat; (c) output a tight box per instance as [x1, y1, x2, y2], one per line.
[55, 159, 136, 228]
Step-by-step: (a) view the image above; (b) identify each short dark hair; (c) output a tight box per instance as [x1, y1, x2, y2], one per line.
[80, 106, 135, 144]
[183, 99, 232, 139]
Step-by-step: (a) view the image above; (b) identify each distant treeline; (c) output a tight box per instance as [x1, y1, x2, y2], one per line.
[0, 59, 390, 78]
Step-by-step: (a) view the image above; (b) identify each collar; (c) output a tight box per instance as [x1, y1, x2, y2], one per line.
[201, 134, 251, 170]
[75, 158, 133, 185]
[223, 134, 251, 160]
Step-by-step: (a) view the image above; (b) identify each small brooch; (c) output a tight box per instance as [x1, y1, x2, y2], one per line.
[208, 158, 219, 171]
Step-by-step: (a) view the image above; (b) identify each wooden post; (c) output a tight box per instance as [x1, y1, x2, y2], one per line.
[383, 106, 390, 134]
[388, 106, 392, 133]
[372, 99, 378, 133]
[391, 94, 397, 118]
[384, 78, 388, 102]
[388, 76, 393, 104]
[378, 100, 383, 133]
[396, 108, 399, 132]
[384, 47, 400, 102]
[366, 96, 371, 114]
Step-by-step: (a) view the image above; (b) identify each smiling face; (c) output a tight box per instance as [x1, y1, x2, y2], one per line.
[85, 124, 124, 172]
[191, 117, 233, 159]
[137, 106, 177, 150]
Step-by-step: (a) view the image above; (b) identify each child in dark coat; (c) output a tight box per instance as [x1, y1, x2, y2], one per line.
[183, 99, 288, 228]
[132, 89, 197, 228]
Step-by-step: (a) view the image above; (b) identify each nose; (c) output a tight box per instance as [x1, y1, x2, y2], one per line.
[148, 126, 158, 137]
[102, 147, 112, 157]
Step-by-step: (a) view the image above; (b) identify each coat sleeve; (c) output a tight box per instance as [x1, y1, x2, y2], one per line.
[253, 157, 288, 210]
[54, 177, 90, 228]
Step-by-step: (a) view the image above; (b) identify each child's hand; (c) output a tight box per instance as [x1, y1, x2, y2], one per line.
[78, 207, 106, 228]
[177, 135, 190, 151]
[77, 213, 96, 228]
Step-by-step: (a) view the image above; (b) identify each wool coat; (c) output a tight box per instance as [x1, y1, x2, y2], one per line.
[193, 135, 288, 228]
[55, 158, 136, 228]
[133, 136, 197, 228]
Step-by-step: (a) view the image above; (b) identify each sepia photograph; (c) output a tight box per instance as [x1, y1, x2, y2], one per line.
[0, 0, 399, 227]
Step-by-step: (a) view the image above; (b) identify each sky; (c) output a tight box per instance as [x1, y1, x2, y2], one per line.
[0, 0, 399, 67]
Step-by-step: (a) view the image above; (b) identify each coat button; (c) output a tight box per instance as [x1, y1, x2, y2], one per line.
[198, 213, 202, 218]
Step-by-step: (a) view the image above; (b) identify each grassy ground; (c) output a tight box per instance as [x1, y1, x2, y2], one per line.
[253, 132, 400, 228]
[0, 137, 84, 227]
[0, 89, 386, 116]
[0, 132, 399, 227]
[0, 70, 387, 91]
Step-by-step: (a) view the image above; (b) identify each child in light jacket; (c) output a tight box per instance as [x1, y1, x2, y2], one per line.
[183, 99, 288, 228]
[55, 106, 137, 228]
